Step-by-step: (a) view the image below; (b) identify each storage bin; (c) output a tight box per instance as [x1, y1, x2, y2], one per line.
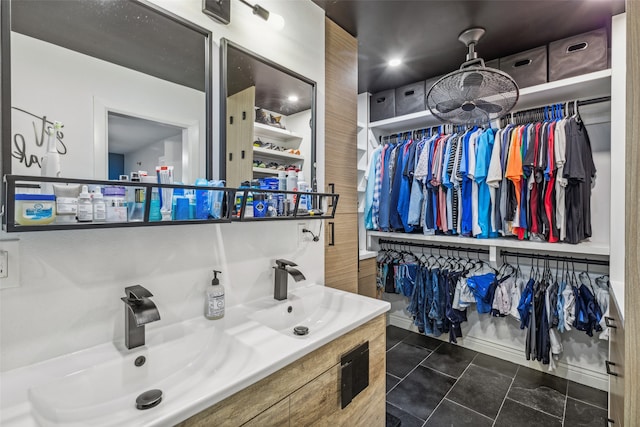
[395, 81, 426, 116]
[548, 28, 608, 82]
[370, 89, 395, 122]
[500, 46, 547, 88]
[484, 58, 499, 69]
[424, 74, 443, 97]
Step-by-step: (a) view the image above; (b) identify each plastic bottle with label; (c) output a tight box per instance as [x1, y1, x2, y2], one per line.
[92, 187, 106, 222]
[77, 185, 93, 222]
[286, 169, 298, 215]
[205, 270, 225, 320]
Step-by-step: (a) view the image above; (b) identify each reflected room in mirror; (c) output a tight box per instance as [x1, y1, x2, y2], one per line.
[221, 39, 316, 188]
[3, 0, 212, 184]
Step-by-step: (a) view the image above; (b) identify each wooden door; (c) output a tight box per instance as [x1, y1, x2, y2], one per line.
[608, 299, 625, 426]
[226, 86, 255, 187]
[625, 1, 639, 424]
[324, 18, 358, 294]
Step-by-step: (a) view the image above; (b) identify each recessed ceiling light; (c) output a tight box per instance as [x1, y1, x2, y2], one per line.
[388, 58, 402, 67]
[288, 95, 299, 102]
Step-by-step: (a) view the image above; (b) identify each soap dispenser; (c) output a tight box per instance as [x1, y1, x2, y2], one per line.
[205, 270, 225, 319]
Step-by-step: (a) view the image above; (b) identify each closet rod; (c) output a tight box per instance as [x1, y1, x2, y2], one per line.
[509, 96, 612, 117]
[577, 96, 611, 107]
[378, 239, 490, 255]
[500, 250, 609, 267]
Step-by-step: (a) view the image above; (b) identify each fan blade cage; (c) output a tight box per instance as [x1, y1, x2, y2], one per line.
[426, 67, 519, 125]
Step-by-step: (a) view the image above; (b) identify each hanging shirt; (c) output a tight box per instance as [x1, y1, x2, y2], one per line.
[364, 145, 382, 230]
[475, 128, 495, 238]
[378, 144, 394, 231]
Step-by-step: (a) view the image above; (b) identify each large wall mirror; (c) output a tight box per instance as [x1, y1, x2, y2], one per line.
[220, 39, 316, 188]
[1, 0, 212, 185]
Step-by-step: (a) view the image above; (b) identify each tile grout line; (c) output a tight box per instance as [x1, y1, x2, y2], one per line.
[491, 365, 520, 427]
[565, 395, 609, 411]
[443, 398, 495, 422]
[422, 357, 476, 426]
[385, 346, 437, 406]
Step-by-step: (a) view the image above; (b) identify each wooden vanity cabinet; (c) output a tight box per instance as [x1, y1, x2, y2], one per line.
[177, 314, 386, 427]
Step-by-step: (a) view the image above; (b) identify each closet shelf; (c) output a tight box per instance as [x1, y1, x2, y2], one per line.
[357, 121, 366, 131]
[367, 231, 610, 256]
[252, 167, 281, 176]
[368, 69, 612, 134]
[253, 147, 304, 162]
[254, 122, 303, 142]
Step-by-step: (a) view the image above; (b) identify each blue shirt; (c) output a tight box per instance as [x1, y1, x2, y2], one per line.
[475, 128, 495, 238]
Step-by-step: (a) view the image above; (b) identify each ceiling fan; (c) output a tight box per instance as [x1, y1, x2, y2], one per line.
[426, 28, 519, 125]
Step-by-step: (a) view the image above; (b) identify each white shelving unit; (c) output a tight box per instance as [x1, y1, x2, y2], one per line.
[252, 122, 305, 179]
[364, 69, 614, 263]
[254, 122, 303, 142]
[252, 167, 280, 176]
[253, 147, 304, 162]
[368, 70, 612, 134]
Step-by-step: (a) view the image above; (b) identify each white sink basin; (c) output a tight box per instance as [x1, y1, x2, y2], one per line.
[246, 285, 381, 338]
[26, 321, 257, 427]
[0, 284, 390, 427]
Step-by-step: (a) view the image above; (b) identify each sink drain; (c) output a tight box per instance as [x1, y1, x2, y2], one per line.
[136, 389, 163, 410]
[293, 325, 309, 336]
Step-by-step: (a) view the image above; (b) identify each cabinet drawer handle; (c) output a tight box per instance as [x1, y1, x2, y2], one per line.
[605, 360, 619, 376]
[605, 316, 617, 328]
[607, 418, 615, 425]
[328, 222, 335, 246]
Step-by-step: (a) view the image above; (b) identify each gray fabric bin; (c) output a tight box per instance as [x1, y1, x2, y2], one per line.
[395, 81, 426, 116]
[548, 28, 608, 81]
[370, 89, 395, 122]
[424, 74, 444, 97]
[500, 46, 547, 88]
[484, 58, 500, 69]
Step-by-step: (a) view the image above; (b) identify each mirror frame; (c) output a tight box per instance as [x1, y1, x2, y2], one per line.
[219, 38, 317, 185]
[0, 0, 213, 191]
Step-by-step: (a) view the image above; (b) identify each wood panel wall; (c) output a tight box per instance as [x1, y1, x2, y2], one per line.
[624, 0, 639, 423]
[324, 18, 358, 294]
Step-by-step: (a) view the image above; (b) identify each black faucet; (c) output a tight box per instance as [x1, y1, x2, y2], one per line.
[273, 259, 306, 300]
[121, 285, 161, 349]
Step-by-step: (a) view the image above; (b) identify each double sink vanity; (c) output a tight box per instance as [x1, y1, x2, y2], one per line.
[1, 284, 389, 426]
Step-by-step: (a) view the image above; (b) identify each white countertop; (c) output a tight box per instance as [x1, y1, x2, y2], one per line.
[0, 284, 389, 427]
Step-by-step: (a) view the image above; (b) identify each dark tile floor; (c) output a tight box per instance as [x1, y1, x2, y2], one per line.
[385, 325, 608, 427]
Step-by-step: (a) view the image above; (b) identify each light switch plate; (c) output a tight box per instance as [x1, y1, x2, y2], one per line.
[0, 239, 21, 289]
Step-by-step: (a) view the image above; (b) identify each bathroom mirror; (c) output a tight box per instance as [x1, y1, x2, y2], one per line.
[1, 0, 212, 184]
[220, 39, 316, 188]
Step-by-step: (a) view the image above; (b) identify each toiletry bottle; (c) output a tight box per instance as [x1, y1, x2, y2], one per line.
[205, 270, 225, 320]
[149, 188, 162, 222]
[40, 121, 63, 194]
[77, 185, 93, 222]
[195, 178, 210, 219]
[286, 169, 298, 214]
[92, 187, 106, 222]
[297, 171, 309, 213]
[277, 171, 287, 216]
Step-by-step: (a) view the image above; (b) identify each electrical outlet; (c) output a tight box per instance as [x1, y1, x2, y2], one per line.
[0, 239, 20, 289]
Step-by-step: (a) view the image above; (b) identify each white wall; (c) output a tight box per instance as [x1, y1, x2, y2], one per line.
[286, 109, 312, 181]
[0, 0, 326, 372]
